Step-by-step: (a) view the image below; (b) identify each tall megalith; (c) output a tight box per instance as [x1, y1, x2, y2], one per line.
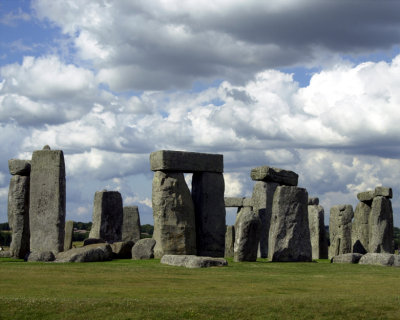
[307, 198, 328, 259]
[64, 220, 74, 251]
[122, 206, 141, 243]
[369, 195, 393, 253]
[328, 204, 353, 258]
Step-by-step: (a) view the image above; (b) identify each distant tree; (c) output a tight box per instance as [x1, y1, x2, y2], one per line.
[141, 224, 154, 236]
[0, 223, 10, 231]
[73, 222, 92, 231]
[0, 231, 11, 247]
[394, 227, 400, 250]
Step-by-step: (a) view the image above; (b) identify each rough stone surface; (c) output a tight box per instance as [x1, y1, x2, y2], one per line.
[242, 198, 253, 207]
[0, 251, 11, 258]
[64, 220, 74, 252]
[331, 253, 363, 264]
[131, 238, 156, 260]
[122, 206, 141, 243]
[8, 175, 30, 259]
[55, 244, 113, 263]
[27, 251, 55, 262]
[351, 202, 371, 254]
[357, 191, 374, 202]
[224, 197, 244, 207]
[160, 255, 228, 268]
[250, 166, 298, 186]
[308, 197, 319, 205]
[308, 204, 328, 259]
[152, 171, 196, 258]
[110, 241, 134, 259]
[234, 207, 261, 262]
[192, 172, 226, 257]
[150, 150, 223, 173]
[374, 186, 392, 199]
[359, 253, 397, 267]
[8, 159, 31, 176]
[29, 148, 66, 254]
[328, 205, 354, 259]
[252, 181, 278, 258]
[224, 225, 235, 258]
[83, 238, 106, 246]
[268, 186, 312, 262]
[368, 196, 393, 253]
[88, 190, 123, 243]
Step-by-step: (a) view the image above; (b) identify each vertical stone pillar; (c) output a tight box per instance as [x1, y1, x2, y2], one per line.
[122, 206, 141, 243]
[7, 159, 30, 258]
[224, 225, 235, 258]
[352, 192, 372, 254]
[192, 172, 226, 257]
[89, 190, 123, 243]
[369, 195, 393, 253]
[64, 220, 74, 251]
[152, 171, 196, 258]
[307, 198, 328, 259]
[268, 186, 311, 262]
[328, 204, 353, 259]
[29, 146, 66, 254]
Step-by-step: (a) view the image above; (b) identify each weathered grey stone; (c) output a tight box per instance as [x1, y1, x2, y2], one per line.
[374, 186, 392, 199]
[252, 181, 279, 259]
[8, 175, 30, 259]
[131, 238, 156, 260]
[351, 202, 371, 254]
[250, 166, 298, 186]
[110, 241, 134, 259]
[368, 196, 393, 253]
[29, 148, 66, 254]
[152, 171, 196, 258]
[307, 197, 319, 205]
[150, 150, 223, 173]
[160, 255, 228, 268]
[88, 190, 123, 243]
[308, 204, 328, 259]
[8, 159, 31, 176]
[83, 238, 106, 246]
[268, 186, 312, 262]
[224, 225, 235, 258]
[357, 191, 374, 202]
[242, 198, 253, 207]
[192, 172, 226, 257]
[64, 220, 74, 252]
[234, 207, 261, 262]
[55, 244, 113, 263]
[122, 206, 141, 243]
[331, 253, 363, 264]
[224, 197, 244, 207]
[328, 205, 353, 259]
[359, 253, 397, 267]
[27, 251, 55, 262]
[0, 251, 11, 258]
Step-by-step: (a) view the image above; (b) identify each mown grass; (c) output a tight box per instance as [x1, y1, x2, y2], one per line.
[0, 258, 399, 319]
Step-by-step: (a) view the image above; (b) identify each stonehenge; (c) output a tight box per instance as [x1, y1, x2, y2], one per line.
[308, 198, 328, 259]
[122, 206, 141, 243]
[64, 220, 74, 252]
[328, 204, 354, 259]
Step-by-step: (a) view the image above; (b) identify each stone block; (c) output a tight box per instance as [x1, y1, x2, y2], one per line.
[122, 206, 141, 243]
[250, 166, 298, 186]
[64, 220, 74, 252]
[374, 186, 393, 199]
[242, 198, 253, 207]
[357, 191, 374, 202]
[224, 225, 235, 258]
[359, 253, 397, 267]
[28, 251, 55, 262]
[224, 197, 244, 207]
[308, 204, 328, 259]
[160, 255, 228, 268]
[328, 204, 353, 259]
[110, 241, 134, 259]
[8, 159, 31, 176]
[308, 197, 319, 205]
[351, 202, 371, 254]
[150, 150, 223, 173]
[368, 196, 393, 253]
[131, 238, 156, 260]
[55, 244, 113, 263]
[331, 253, 363, 264]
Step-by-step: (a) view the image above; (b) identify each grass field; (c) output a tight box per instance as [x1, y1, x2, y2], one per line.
[0, 258, 399, 320]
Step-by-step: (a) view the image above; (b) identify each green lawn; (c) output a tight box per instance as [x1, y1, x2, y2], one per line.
[0, 258, 399, 319]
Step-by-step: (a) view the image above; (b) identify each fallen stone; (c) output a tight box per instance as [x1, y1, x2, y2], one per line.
[131, 238, 156, 260]
[64, 220, 74, 252]
[374, 186, 392, 199]
[224, 197, 244, 207]
[122, 206, 141, 243]
[351, 201, 371, 254]
[357, 191, 374, 202]
[55, 244, 113, 263]
[331, 253, 363, 264]
[8, 159, 31, 176]
[27, 251, 55, 262]
[83, 238, 106, 246]
[160, 254, 228, 268]
[110, 241, 134, 259]
[250, 166, 298, 186]
[150, 150, 223, 173]
[308, 204, 328, 259]
[224, 225, 235, 258]
[308, 197, 319, 205]
[0, 251, 11, 258]
[368, 196, 393, 253]
[328, 204, 353, 259]
[359, 253, 397, 267]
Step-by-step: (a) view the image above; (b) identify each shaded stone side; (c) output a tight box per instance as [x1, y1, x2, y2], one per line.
[122, 206, 141, 243]
[268, 186, 311, 262]
[308, 204, 328, 259]
[152, 171, 196, 258]
[64, 220, 74, 251]
[89, 190, 123, 243]
[192, 172, 226, 257]
[368, 196, 394, 253]
[224, 225, 235, 258]
[161, 255, 228, 268]
[351, 201, 371, 254]
[131, 238, 156, 260]
[252, 181, 279, 258]
[8, 175, 30, 258]
[29, 148, 66, 254]
[328, 205, 353, 259]
[250, 166, 298, 186]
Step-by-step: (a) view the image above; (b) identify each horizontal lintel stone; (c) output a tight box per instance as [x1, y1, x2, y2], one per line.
[150, 150, 223, 173]
[8, 159, 31, 176]
[374, 186, 392, 199]
[224, 197, 244, 207]
[308, 197, 319, 205]
[357, 190, 374, 202]
[250, 166, 298, 186]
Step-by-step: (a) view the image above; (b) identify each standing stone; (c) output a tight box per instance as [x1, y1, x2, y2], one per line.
[252, 181, 279, 258]
[64, 220, 74, 251]
[368, 196, 394, 253]
[131, 238, 156, 260]
[152, 171, 196, 258]
[234, 207, 261, 262]
[351, 201, 371, 254]
[192, 172, 226, 257]
[29, 147, 66, 254]
[122, 206, 141, 243]
[268, 186, 312, 262]
[8, 160, 30, 259]
[88, 190, 123, 243]
[225, 225, 235, 258]
[328, 205, 353, 259]
[308, 203, 328, 259]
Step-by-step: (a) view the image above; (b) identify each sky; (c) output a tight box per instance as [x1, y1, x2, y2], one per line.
[1, 0, 400, 226]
